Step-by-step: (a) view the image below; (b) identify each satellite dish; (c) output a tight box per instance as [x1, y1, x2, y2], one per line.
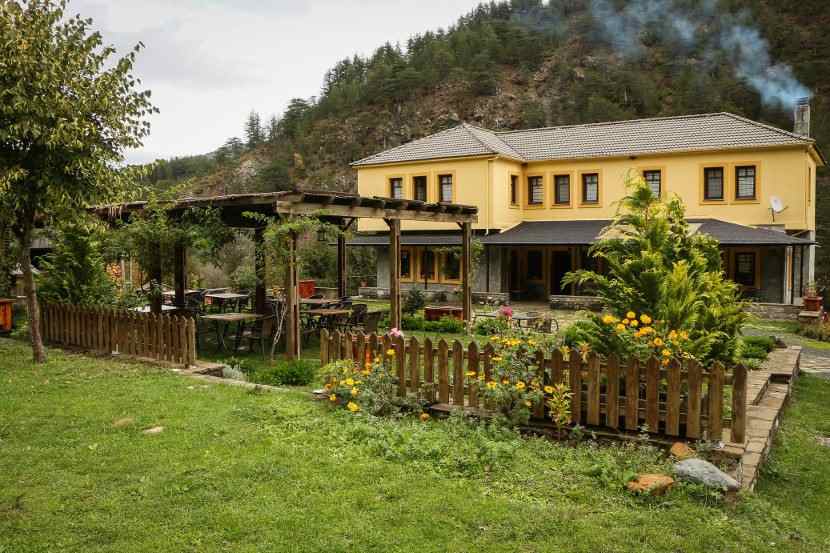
[769, 196, 788, 221]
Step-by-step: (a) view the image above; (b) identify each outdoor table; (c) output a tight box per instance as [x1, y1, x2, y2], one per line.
[205, 292, 249, 312]
[301, 298, 337, 308]
[304, 308, 351, 331]
[200, 312, 261, 352]
[132, 305, 177, 313]
[511, 312, 542, 329]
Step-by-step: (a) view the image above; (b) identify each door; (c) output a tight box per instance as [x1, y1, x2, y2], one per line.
[550, 250, 572, 295]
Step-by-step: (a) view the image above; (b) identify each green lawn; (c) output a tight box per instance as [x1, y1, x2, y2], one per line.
[2, 338, 829, 552]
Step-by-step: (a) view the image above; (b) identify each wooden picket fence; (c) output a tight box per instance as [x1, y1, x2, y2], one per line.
[320, 329, 747, 444]
[40, 303, 197, 367]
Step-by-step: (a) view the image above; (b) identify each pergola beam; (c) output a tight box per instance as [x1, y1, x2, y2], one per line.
[274, 201, 476, 224]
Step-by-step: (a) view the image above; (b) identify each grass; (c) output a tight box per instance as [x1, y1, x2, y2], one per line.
[743, 318, 830, 351]
[2, 339, 830, 552]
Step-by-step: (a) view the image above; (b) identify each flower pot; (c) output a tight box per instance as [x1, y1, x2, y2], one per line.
[804, 296, 823, 312]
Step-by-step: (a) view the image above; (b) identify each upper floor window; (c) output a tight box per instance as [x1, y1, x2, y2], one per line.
[389, 177, 404, 199]
[438, 174, 453, 203]
[582, 173, 599, 204]
[704, 167, 724, 200]
[528, 175, 544, 205]
[735, 166, 757, 200]
[643, 170, 661, 197]
[509, 174, 518, 206]
[554, 174, 570, 205]
[413, 175, 428, 202]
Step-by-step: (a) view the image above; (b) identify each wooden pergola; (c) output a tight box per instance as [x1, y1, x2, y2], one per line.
[96, 190, 478, 359]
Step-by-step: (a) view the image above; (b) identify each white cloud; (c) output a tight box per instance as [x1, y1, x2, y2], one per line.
[68, 0, 482, 163]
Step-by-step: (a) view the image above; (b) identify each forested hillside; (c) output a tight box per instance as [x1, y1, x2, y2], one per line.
[147, 0, 830, 269]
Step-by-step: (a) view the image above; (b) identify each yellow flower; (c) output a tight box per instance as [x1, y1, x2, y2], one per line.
[386, 348, 396, 356]
[560, 345, 571, 357]
[346, 401, 360, 412]
[501, 378, 509, 385]
[653, 337, 664, 347]
[629, 319, 639, 328]
[492, 356, 503, 362]
[640, 314, 652, 325]
[621, 318, 630, 326]
[490, 336, 499, 341]
[641, 326, 654, 335]
[361, 369, 371, 376]
[602, 314, 617, 325]
[329, 394, 337, 402]
[661, 349, 672, 357]
[528, 339, 537, 346]
[615, 323, 627, 332]
[668, 330, 678, 340]
[626, 311, 636, 320]
[515, 381, 526, 390]
[466, 371, 477, 378]
[419, 412, 430, 422]
[350, 387, 359, 396]
[661, 358, 670, 367]
[524, 400, 532, 407]
[486, 381, 497, 390]
[478, 374, 485, 381]
[680, 331, 690, 340]
[344, 377, 354, 387]
[544, 385, 554, 394]
[324, 383, 332, 390]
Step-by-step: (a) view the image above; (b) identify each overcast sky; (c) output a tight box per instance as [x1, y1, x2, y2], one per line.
[71, 0, 483, 164]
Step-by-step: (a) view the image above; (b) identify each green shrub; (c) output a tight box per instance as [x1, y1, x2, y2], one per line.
[797, 323, 830, 342]
[403, 288, 425, 315]
[249, 359, 317, 386]
[401, 314, 425, 331]
[473, 316, 509, 336]
[739, 343, 768, 361]
[424, 315, 465, 334]
[741, 335, 775, 353]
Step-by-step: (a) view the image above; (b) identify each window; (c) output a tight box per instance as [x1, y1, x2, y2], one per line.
[527, 176, 543, 205]
[704, 167, 724, 200]
[554, 174, 570, 205]
[581, 173, 599, 204]
[643, 170, 661, 197]
[420, 250, 436, 280]
[389, 177, 404, 199]
[442, 253, 460, 281]
[413, 176, 428, 202]
[400, 249, 411, 279]
[734, 252, 757, 287]
[735, 166, 756, 200]
[527, 250, 543, 280]
[509, 174, 518, 206]
[439, 174, 453, 202]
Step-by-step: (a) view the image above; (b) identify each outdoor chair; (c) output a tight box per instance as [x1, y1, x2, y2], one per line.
[346, 304, 367, 331]
[534, 315, 558, 334]
[361, 311, 382, 334]
[241, 316, 276, 356]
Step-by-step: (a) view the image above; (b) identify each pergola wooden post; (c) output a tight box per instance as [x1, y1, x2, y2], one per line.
[337, 233, 347, 298]
[173, 243, 187, 309]
[386, 218, 401, 330]
[285, 230, 301, 360]
[253, 227, 268, 315]
[460, 221, 472, 324]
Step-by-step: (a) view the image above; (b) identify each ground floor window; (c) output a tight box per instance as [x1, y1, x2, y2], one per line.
[400, 248, 412, 279]
[397, 246, 461, 283]
[733, 251, 758, 287]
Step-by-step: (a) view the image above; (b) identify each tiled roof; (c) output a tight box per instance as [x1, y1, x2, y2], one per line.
[351, 113, 821, 166]
[478, 219, 815, 246]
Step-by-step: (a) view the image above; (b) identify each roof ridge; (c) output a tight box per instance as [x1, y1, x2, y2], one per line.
[719, 112, 814, 143]
[494, 112, 729, 135]
[461, 122, 526, 161]
[350, 125, 466, 166]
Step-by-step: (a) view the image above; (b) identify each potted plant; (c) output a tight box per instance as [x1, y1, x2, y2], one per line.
[804, 281, 823, 312]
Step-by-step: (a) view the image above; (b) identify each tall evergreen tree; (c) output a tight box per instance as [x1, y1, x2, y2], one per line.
[244, 110, 263, 148]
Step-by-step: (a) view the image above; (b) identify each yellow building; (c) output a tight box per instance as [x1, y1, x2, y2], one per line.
[351, 108, 825, 308]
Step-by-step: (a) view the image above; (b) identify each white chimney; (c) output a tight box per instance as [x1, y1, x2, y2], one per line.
[794, 97, 810, 137]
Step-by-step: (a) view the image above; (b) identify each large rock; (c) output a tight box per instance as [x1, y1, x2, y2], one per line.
[674, 459, 740, 491]
[626, 474, 674, 496]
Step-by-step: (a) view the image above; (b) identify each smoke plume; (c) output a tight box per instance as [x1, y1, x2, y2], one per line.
[589, 0, 811, 107]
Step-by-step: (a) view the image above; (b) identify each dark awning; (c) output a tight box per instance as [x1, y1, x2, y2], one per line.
[477, 219, 815, 247]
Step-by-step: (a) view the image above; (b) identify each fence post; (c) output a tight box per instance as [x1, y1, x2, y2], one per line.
[438, 339, 449, 403]
[624, 358, 640, 431]
[586, 353, 600, 426]
[731, 364, 747, 443]
[569, 349, 583, 425]
[409, 336, 420, 395]
[666, 358, 682, 436]
[320, 329, 330, 365]
[606, 354, 620, 429]
[423, 337, 435, 403]
[452, 340, 464, 406]
[708, 362, 725, 442]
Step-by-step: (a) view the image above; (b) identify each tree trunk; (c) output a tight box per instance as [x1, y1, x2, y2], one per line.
[19, 224, 46, 363]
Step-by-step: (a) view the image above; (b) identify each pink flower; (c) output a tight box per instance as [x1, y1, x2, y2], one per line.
[389, 327, 404, 338]
[498, 306, 513, 319]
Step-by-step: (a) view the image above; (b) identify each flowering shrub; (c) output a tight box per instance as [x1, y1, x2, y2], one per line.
[320, 350, 420, 417]
[546, 383, 573, 439]
[473, 316, 510, 336]
[467, 332, 555, 426]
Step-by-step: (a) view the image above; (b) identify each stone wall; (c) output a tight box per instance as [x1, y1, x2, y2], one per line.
[549, 295, 604, 311]
[745, 302, 801, 321]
